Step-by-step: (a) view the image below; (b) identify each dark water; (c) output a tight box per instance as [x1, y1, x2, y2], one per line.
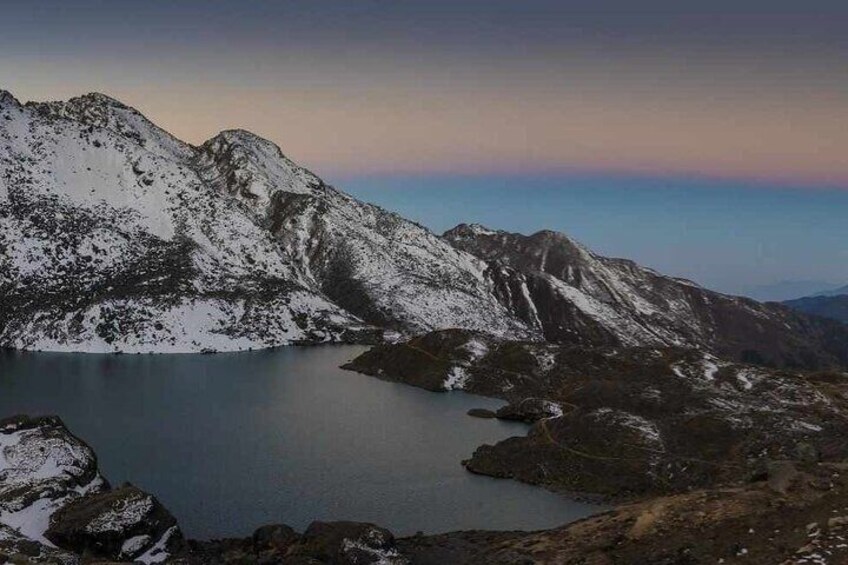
[0, 346, 602, 538]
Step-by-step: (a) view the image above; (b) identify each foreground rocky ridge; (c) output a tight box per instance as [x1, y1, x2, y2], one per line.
[3, 88, 848, 366]
[345, 330, 848, 499]
[6, 416, 848, 564]
[0, 415, 409, 565]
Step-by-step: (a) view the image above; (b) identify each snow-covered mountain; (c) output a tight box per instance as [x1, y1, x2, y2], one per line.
[1, 89, 847, 366]
[0, 90, 526, 352]
[444, 224, 848, 368]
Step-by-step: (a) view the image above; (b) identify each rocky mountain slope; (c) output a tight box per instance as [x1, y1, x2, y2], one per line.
[2, 88, 847, 365]
[444, 224, 848, 369]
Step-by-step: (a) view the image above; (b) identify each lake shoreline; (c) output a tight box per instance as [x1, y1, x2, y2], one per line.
[0, 346, 600, 539]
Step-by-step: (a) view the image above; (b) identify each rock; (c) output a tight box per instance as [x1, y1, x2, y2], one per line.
[0, 415, 107, 543]
[795, 442, 820, 463]
[0, 524, 80, 565]
[290, 521, 407, 564]
[828, 516, 848, 528]
[45, 485, 183, 562]
[766, 460, 798, 494]
[495, 398, 562, 423]
[467, 408, 497, 419]
[252, 523, 300, 553]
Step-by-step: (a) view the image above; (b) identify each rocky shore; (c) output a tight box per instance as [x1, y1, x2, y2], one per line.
[0, 415, 410, 565]
[344, 329, 848, 501]
[5, 414, 848, 563]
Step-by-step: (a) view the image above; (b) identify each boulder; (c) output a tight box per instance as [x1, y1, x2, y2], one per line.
[766, 460, 798, 494]
[467, 408, 497, 419]
[495, 398, 562, 423]
[45, 485, 183, 562]
[0, 524, 79, 565]
[252, 523, 300, 553]
[290, 521, 407, 564]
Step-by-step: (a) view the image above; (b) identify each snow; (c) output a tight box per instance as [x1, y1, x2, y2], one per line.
[85, 494, 154, 534]
[121, 534, 152, 558]
[0, 498, 56, 545]
[518, 278, 543, 330]
[590, 408, 663, 445]
[735, 368, 758, 391]
[137, 525, 178, 564]
[340, 537, 406, 565]
[702, 357, 721, 381]
[443, 366, 470, 391]
[461, 338, 489, 361]
[541, 401, 564, 419]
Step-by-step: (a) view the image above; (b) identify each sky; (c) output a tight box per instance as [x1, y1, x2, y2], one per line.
[2, 1, 847, 296]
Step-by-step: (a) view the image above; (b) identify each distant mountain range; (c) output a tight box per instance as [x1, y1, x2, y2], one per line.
[2, 89, 848, 368]
[785, 294, 848, 325]
[740, 280, 844, 302]
[812, 284, 848, 298]
[781, 284, 848, 324]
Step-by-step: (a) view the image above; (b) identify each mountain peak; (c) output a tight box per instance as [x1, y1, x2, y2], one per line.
[27, 91, 134, 116]
[444, 224, 585, 253]
[0, 89, 21, 108]
[70, 91, 129, 109]
[22, 90, 194, 160]
[443, 223, 501, 239]
[205, 128, 286, 156]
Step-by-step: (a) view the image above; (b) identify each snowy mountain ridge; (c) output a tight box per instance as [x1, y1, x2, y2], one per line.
[444, 223, 848, 368]
[0, 90, 526, 352]
[1, 89, 847, 367]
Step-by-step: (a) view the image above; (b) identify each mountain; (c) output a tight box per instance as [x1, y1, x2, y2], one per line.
[785, 295, 848, 324]
[2, 89, 848, 367]
[443, 224, 848, 369]
[814, 283, 848, 298]
[0, 90, 527, 352]
[739, 280, 841, 302]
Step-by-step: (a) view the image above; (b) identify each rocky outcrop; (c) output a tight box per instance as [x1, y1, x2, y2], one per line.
[180, 521, 408, 565]
[46, 485, 184, 563]
[0, 415, 107, 544]
[288, 521, 406, 564]
[0, 524, 80, 565]
[0, 415, 412, 565]
[346, 330, 848, 498]
[0, 416, 181, 564]
[400, 462, 848, 564]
